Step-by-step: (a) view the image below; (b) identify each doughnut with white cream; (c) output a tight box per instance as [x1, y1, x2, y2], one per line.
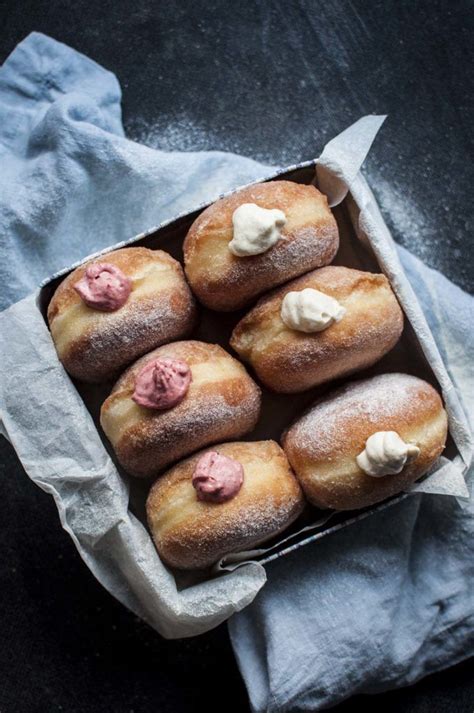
[230, 266, 404, 393]
[183, 181, 339, 311]
[282, 373, 448, 510]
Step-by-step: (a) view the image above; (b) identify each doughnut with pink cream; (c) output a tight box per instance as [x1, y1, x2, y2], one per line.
[47, 247, 197, 382]
[100, 341, 262, 477]
[146, 440, 305, 569]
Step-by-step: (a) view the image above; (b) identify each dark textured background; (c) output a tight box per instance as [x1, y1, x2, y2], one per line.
[1, 1, 473, 711]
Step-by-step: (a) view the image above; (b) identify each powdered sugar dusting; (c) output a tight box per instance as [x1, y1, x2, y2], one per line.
[127, 114, 309, 166]
[149, 441, 304, 569]
[162, 490, 303, 570]
[368, 168, 471, 293]
[231, 267, 403, 392]
[106, 344, 262, 476]
[70, 292, 196, 382]
[288, 373, 432, 456]
[185, 182, 339, 310]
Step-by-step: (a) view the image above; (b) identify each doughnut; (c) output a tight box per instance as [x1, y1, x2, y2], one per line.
[100, 341, 262, 478]
[282, 373, 448, 510]
[146, 440, 305, 569]
[183, 180, 339, 311]
[230, 266, 404, 393]
[47, 247, 197, 382]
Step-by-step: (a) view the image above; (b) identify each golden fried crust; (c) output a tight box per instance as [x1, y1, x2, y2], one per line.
[47, 247, 197, 383]
[282, 373, 448, 510]
[183, 181, 339, 311]
[100, 341, 262, 478]
[230, 266, 404, 393]
[146, 440, 305, 569]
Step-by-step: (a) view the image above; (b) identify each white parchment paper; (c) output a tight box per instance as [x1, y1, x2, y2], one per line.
[1, 117, 471, 638]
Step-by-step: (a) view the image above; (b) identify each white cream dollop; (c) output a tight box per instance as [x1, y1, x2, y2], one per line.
[356, 431, 420, 477]
[228, 203, 286, 256]
[280, 288, 346, 333]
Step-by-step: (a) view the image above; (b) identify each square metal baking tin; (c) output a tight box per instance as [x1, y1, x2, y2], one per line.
[36, 160, 471, 573]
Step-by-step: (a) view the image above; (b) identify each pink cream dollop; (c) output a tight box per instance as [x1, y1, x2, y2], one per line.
[132, 358, 192, 410]
[192, 451, 244, 503]
[74, 263, 132, 311]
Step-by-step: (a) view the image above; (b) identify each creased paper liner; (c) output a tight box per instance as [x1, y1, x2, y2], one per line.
[0, 116, 472, 639]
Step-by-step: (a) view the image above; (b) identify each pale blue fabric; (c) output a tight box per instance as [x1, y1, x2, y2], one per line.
[230, 249, 474, 711]
[1, 33, 472, 712]
[0, 32, 268, 310]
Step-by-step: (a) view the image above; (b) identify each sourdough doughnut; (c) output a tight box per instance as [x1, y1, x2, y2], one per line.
[100, 341, 261, 477]
[47, 247, 197, 382]
[146, 440, 305, 569]
[183, 180, 339, 311]
[230, 266, 404, 393]
[282, 373, 448, 510]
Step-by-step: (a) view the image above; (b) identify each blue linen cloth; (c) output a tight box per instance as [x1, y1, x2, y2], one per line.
[1, 33, 472, 712]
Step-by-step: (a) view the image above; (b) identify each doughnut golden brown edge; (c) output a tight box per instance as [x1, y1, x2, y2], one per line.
[230, 266, 404, 393]
[183, 180, 339, 311]
[100, 341, 262, 478]
[282, 373, 448, 510]
[47, 247, 197, 382]
[146, 440, 305, 570]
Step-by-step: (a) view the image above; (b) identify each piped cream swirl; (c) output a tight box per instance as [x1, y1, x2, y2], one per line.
[192, 451, 244, 503]
[280, 288, 346, 333]
[74, 262, 131, 311]
[228, 203, 286, 256]
[132, 358, 192, 410]
[356, 431, 420, 477]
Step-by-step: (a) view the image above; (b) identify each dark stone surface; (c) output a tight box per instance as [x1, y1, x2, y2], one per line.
[3, 0, 473, 294]
[1, 1, 473, 712]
